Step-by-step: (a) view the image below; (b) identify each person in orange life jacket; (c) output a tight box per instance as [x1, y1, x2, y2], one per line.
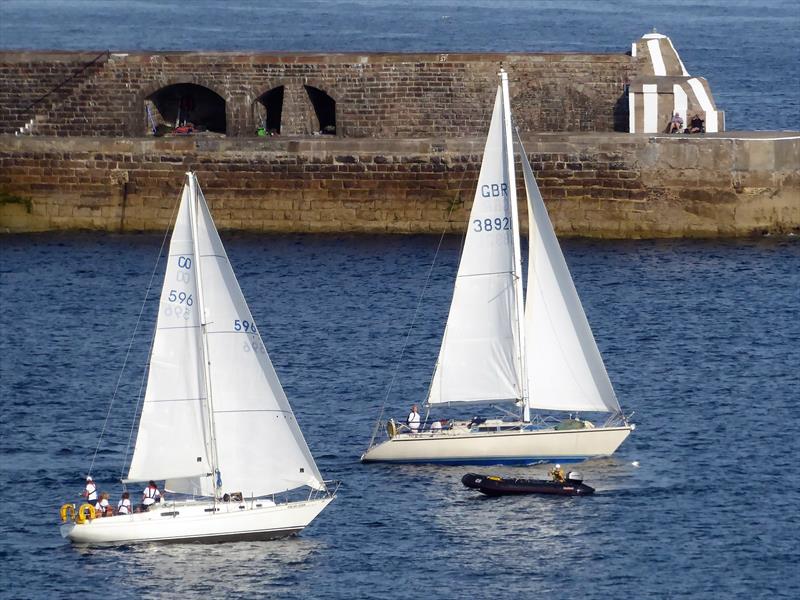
[96, 492, 113, 517]
[83, 476, 98, 503]
[117, 491, 132, 515]
[141, 480, 162, 511]
[550, 464, 566, 483]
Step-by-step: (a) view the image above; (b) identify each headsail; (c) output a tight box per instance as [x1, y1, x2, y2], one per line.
[128, 173, 325, 497]
[127, 183, 214, 490]
[427, 80, 524, 406]
[517, 133, 621, 414]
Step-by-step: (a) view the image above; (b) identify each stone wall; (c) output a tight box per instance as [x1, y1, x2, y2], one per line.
[1, 133, 797, 237]
[0, 51, 632, 137]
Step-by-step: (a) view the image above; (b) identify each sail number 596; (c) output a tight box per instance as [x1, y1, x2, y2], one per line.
[234, 319, 257, 334]
[473, 217, 512, 232]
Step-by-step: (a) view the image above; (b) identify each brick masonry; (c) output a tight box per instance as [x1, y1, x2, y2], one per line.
[1, 134, 797, 237]
[0, 51, 632, 137]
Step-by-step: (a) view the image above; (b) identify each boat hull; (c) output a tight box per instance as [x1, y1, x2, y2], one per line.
[60, 497, 332, 544]
[462, 473, 594, 496]
[360, 425, 632, 465]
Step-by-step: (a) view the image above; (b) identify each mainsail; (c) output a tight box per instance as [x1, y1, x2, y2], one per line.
[518, 133, 621, 414]
[427, 80, 525, 406]
[128, 173, 325, 497]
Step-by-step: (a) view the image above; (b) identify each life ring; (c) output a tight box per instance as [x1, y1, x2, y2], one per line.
[76, 503, 96, 524]
[386, 419, 397, 438]
[60, 503, 76, 523]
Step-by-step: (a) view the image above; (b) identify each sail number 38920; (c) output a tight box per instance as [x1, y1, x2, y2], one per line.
[473, 217, 512, 232]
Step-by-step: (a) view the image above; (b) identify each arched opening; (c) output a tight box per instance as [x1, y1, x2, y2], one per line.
[304, 85, 336, 135]
[145, 83, 226, 135]
[255, 86, 284, 135]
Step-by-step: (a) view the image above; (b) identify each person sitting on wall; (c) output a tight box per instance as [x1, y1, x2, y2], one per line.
[668, 112, 684, 133]
[687, 113, 705, 134]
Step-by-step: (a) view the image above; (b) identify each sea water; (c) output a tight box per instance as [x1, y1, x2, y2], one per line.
[1, 1, 799, 598]
[0, 233, 798, 598]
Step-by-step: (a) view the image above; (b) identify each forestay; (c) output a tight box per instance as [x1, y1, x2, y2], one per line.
[518, 134, 621, 414]
[427, 84, 524, 406]
[127, 183, 213, 488]
[128, 173, 325, 497]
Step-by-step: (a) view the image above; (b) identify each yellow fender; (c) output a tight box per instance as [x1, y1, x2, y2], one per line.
[60, 503, 76, 523]
[75, 503, 96, 524]
[386, 419, 397, 438]
[487, 476, 503, 481]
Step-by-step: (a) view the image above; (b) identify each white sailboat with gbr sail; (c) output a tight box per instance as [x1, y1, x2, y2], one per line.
[361, 71, 634, 465]
[60, 173, 334, 543]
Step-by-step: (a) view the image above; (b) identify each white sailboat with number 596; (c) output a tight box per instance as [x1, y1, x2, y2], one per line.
[362, 71, 634, 465]
[60, 172, 335, 544]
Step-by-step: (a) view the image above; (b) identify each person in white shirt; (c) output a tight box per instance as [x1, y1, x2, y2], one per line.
[431, 419, 442, 433]
[406, 404, 421, 433]
[117, 491, 132, 515]
[96, 492, 112, 517]
[83, 476, 97, 503]
[141, 480, 162, 511]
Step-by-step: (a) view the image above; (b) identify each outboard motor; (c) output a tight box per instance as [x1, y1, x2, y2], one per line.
[566, 471, 584, 483]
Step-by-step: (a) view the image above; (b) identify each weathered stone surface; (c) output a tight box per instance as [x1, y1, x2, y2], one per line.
[1, 133, 797, 237]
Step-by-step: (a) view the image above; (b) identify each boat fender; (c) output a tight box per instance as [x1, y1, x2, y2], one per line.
[386, 419, 397, 438]
[76, 503, 96, 524]
[60, 503, 76, 523]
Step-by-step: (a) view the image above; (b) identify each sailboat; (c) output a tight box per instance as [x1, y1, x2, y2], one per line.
[60, 173, 335, 543]
[361, 71, 634, 465]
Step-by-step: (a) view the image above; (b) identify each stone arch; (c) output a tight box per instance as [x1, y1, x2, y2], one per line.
[143, 82, 227, 135]
[252, 80, 340, 136]
[253, 86, 285, 134]
[304, 85, 336, 135]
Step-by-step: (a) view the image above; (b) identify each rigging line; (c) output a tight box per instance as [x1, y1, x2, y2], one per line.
[366, 203, 455, 450]
[116, 187, 183, 483]
[366, 127, 484, 450]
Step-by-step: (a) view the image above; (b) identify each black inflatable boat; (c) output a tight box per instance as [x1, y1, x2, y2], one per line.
[462, 472, 594, 496]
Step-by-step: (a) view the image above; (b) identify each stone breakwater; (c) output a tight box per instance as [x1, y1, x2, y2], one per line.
[1, 133, 797, 237]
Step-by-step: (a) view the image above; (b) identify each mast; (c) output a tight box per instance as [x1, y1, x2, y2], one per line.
[499, 70, 529, 421]
[188, 172, 221, 497]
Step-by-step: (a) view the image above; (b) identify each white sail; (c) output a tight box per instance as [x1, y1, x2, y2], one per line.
[192, 179, 325, 496]
[127, 184, 214, 487]
[518, 134, 621, 414]
[129, 174, 325, 497]
[427, 84, 524, 405]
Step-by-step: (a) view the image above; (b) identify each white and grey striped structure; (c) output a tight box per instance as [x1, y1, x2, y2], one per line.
[628, 32, 724, 133]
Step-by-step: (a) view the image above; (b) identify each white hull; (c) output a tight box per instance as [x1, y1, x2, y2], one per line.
[60, 497, 333, 544]
[361, 425, 633, 465]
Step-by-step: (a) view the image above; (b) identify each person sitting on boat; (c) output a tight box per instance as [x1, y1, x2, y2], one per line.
[430, 419, 442, 433]
[141, 480, 162, 511]
[406, 404, 421, 433]
[83, 476, 98, 504]
[550, 464, 566, 483]
[117, 491, 132, 515]
[96, 492, 113, 517]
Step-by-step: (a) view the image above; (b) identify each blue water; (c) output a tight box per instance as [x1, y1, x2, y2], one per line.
[0, 0, 798, 130]
[0, 231, 798, 598]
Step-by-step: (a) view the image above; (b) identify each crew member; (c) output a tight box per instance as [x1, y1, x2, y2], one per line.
[550, 464, 565, 483]
[96, 492, 113, 517]
[83, 476, 98, 503]
[117, 491, 132, 515]
[141, 480, 162, 511]
[407, 404, 421, 433]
